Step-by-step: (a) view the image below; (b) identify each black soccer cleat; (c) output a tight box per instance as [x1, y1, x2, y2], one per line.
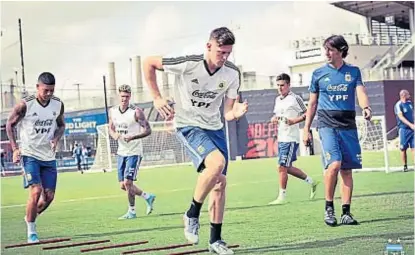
[324, 207, 338, 227]
[340, 212, 359, 225]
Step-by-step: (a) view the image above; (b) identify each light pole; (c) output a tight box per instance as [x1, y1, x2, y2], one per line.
[13, 68, 19, 87]
[73, 83, 82, 105]
[18, 18, 26, 92]
[229, 21, 241, 64]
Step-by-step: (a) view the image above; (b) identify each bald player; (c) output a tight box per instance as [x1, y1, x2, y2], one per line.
[394, 90, 414, 172]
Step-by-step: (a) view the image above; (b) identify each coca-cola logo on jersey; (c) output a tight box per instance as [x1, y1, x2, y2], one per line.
[192, 90, 218, 99]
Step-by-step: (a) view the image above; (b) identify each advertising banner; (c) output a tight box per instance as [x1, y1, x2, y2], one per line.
[242, 121, 278, 159]
[65, 113, 107, 135]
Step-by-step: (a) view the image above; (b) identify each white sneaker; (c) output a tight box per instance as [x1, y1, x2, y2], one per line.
[209, 240, 234, 255]
[310, 181, 320, 199]
[183, 212, 200, 244]
[268, 196, 287, 205]
[27, 233, 39, 243]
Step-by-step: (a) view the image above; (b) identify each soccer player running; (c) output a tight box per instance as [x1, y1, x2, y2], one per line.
[144, 27, 247, 254]
[268, 73, 319, 205]
[302, 35, 372, 227]
[394, 90, 414, 172]
[108, 84, 156, 219]
[6, 72, 65, 243]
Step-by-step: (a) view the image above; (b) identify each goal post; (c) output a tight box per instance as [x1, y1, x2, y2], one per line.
[87, 124, 113, 173]
[306, 115, 412, 173]
[356, 115, 390, 173]
[355, 115, 410, 173]
[88, 121, 192, 173]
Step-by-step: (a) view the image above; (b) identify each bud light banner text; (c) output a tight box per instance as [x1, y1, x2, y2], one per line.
[64, 113, 107, 135]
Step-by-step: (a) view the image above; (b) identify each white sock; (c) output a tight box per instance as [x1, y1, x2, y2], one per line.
[305, 176, 314, 184]
[279, 189, 286, 198]
[27, 221, 36, 235]
[140, 192, 150, 200]
[129, 206, 136, 213]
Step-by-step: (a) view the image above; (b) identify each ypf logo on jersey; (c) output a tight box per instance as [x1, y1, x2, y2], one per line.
[327, 84, 349, 102]
[34, 119, 54, 134]
[190, 90, 218, 108]
[117, 123, 128, 135]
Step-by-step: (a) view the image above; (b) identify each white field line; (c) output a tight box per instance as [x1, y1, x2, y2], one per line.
[1, 179, 275, 209]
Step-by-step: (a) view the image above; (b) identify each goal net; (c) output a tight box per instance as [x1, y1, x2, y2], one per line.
[87, 124, 112, 173]
[356, 115, 412, 173]
[88, 121, 192, 173]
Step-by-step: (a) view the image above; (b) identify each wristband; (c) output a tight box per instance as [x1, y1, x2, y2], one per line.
[363, 106, 372, 112]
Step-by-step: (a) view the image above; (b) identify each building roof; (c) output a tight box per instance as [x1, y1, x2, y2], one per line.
[331, 1, 414, 29]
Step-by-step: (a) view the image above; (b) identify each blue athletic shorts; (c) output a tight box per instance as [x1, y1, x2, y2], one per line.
[399, 128, 414, 150]
[176, 126, 229, 175]
[117, 155, 142, 182]
[278, 142, 299, 167]
[22, 155, 57, 190]
[318, 128, 362, 170]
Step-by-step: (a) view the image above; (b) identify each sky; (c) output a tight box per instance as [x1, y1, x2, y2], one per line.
[1, 1, 366, 100]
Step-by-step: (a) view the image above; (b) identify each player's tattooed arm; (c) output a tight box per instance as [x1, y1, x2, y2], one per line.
[6, 101, 27, 151]
[53, 103, 66, 143]
[130, 108, 152, 140]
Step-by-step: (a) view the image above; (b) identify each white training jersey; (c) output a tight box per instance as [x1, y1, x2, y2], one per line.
[162, 54, 240, 130]
[18, 95, 62, 161]
[110, 105, 143, 156]
[273, 91, 307, 143]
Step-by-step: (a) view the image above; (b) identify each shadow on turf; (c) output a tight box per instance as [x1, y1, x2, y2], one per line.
[132, 190, 414, 220]
[226, 190, 414, 211]
[71, 191, 412, 239]
[358, 214, 414, 224]
[236, 231, 414, 254]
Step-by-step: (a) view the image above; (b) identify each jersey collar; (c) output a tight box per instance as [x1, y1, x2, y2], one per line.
[279, 91, 293, 99]
[203, 54, 222, 76]
[36, 97, 51, 108]
[118, 105, 130, 114]
[326, 61, 346, 71]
